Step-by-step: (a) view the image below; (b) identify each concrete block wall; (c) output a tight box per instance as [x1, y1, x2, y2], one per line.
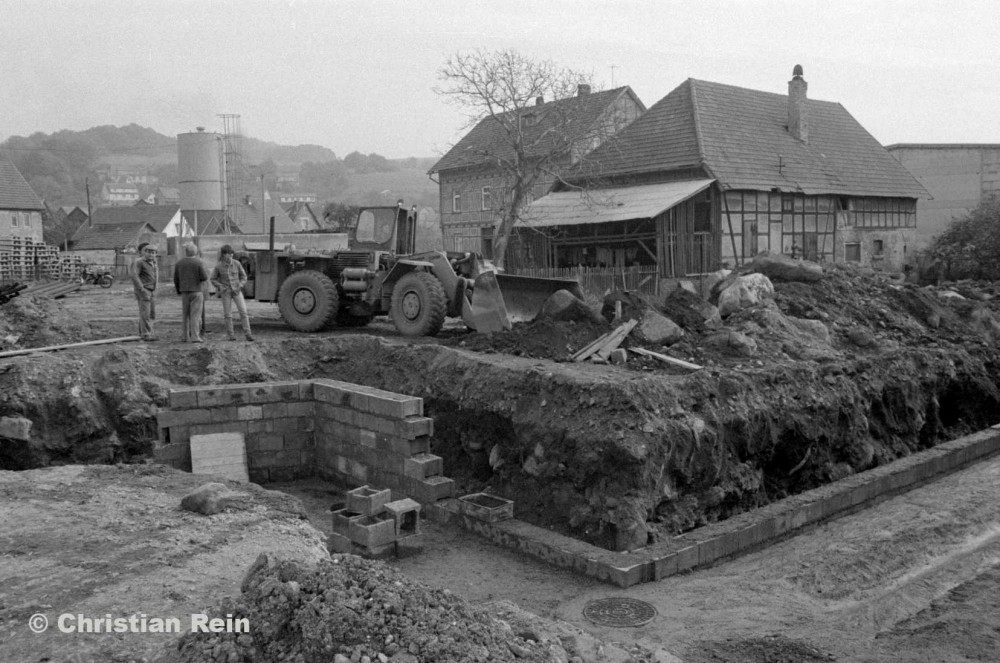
[154, 378, 454, 506]
[155, 381, 316, 484]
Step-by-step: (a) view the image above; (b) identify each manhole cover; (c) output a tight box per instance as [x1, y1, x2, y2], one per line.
[582, 597, 657, 627]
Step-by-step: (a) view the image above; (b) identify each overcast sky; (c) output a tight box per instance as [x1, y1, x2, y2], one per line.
[2, 0, 997, 159]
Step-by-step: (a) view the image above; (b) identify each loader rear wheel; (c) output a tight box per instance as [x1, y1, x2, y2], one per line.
[390, 271, 447, 337]
[278, 270, 338, 332]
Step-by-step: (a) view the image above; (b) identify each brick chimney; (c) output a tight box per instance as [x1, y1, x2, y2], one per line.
[788, 64, 808, 142]
[577, 84, 591, 96]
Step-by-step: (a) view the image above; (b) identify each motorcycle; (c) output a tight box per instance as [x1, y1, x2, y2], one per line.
[81, 266, 114, 288]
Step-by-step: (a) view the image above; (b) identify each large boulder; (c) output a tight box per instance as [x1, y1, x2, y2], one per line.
[717, 273, 775, 317]
[750, 252, 824, 282]
[180, 482, 247, 516]
[662, 286, 722, 331]
[702, 331, 758, 357]
[536, 289, 603, 324]
[633, 309, 684, 346]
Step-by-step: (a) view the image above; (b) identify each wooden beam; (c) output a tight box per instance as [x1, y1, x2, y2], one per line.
[630, 346, 703, 371]
[0, 336, 143, 359]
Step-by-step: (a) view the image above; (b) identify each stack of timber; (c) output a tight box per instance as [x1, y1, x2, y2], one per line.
[22, 280, 82, 299]
[572, 320, 638, 362]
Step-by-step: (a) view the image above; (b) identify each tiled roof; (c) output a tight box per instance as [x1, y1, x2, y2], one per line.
[71, 222, 155, 250]
[578, 78, 927, 198]
[0, 159, 45, 210]
[89, 205, 180, 232]
[430, 87, 644, 173]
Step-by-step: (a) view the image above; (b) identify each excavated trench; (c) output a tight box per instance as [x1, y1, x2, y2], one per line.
[2, 333, 998, 553]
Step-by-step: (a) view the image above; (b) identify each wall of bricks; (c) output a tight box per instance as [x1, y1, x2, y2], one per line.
[155, 380, 316, 484]
[154, 378, 454, 505]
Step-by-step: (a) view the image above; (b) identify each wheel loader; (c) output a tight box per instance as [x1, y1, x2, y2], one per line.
[237, 204, 583, 337]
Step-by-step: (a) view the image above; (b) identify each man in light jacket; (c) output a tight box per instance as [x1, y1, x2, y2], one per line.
[209, 245, 254, 342]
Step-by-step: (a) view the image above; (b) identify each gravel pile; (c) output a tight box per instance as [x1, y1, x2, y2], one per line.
[160, 554, 565, 663]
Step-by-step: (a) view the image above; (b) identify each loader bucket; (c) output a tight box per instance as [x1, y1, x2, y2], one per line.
[469, 272, 586, 333]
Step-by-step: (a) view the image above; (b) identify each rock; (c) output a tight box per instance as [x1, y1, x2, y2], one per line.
[750, 252, 824, 282]
[717, 273, 775, 317]
[702, 331, 758, 357]
[652, 649, 685, 663]
[633, 310, 684, 346]
[0, 416, 32, 441]
[608, 348, 628, 365]
[537, 290, 602, 324]
[701, 269, 732, 300]
[180, 482, 244, 516]
[846, 327, 877, 348]
[661, 286, 720, 331]
[789, 317, 830, 343]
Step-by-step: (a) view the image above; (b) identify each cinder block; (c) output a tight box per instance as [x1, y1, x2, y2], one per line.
[384, 498, 421, 536]
[348, 514, 397, 548]
[257, 433, 284, 452]
[287, 401, 315, 418]
[404, 453, 444, 480]
[359, 429, 376, 448]
[458, 492, 513, 522]
[283, 431, 312, 451]
[237, 405, 263, 421]
[210, 406, 239, 423]
[249, 381, 300, 404]
[331, 508, 365, 534]
[347, 459, 368, 483]
[407, 476, 455, 504]
[248, 468, 269, 484]
[268, 467, 298, 483]
[298, 381, 314, 401]
[328, 531, 353, 554]
[375, 433, 430, 457]
[346, 485, 392, 515]
[395, 416, 433, 440]
[262, 402, 289, 419]
[166, 425, 191, 447]
[197, 386, 251, 408]
[168, 388, 200, 409]
[367, 391, 423, 419]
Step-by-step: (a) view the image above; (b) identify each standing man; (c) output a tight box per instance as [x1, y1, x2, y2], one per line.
[173, 243, 209, 343]
[210, 245, 254, 342]
[130, 242, 158, 341]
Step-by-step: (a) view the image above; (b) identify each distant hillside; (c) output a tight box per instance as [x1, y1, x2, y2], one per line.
[0, 124, 438, 211]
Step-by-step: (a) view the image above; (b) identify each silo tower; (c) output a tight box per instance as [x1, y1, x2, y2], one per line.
[177, 127, 226, 236]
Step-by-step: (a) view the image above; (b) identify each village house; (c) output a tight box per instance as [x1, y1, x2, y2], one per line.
[0, 158, 45, 246]
[429, 84, 646, 257]
[281, 201, 323, 232]
[100, 182, 141, 206]
[886, 143, 1000, 247]
[69, 204, 186, 268]
[512, 66, 928, 293]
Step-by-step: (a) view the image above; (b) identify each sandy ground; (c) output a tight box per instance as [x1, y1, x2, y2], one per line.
[2, 281, 1000, 662]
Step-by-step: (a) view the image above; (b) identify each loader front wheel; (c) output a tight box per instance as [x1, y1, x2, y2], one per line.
[390, 271, 447, 337]
[278, 270, 338, 332]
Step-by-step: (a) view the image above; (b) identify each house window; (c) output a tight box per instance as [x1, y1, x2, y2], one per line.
[480, 227, 494, 259]
[845, 243, 861, 262]
[482, 187, 492, 211]
[11, 212, 19, 228]
[24, 213, 31, 228]
[452, 192, 461, 213]
[873, 239, 884, 256]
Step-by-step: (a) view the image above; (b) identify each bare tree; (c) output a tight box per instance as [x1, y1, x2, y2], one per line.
[437, 50, 629, 268]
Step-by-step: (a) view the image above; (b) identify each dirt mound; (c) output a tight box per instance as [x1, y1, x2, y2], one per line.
[0, 294, 98, 350]
[453, 317, 610, 361]
[160, 554, 578, 663]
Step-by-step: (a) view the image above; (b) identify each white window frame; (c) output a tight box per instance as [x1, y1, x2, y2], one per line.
[452, 192, 461, 213]
[11, 212, 19, 228]
[481, 186, 492, 211]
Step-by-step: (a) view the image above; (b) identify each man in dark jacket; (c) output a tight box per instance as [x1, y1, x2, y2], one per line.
[130, 242, 158, 341]
[173, 243, 209, 343]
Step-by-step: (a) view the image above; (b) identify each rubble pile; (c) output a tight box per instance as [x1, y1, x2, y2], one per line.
[161, 554, 573, 663]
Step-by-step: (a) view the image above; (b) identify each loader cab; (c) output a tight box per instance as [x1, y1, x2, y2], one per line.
[349, 204, 417, 256]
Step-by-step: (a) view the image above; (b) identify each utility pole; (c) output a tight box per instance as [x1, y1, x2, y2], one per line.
[85, 178, 93, 228]
[610, 64, 618, 87]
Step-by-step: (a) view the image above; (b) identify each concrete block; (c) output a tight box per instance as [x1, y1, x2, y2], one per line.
[396, 416, 433, 440]
[347, 459, 368, 483]
[346, 485, 392, 516]
[168, 388, 200, 409]
[210, 406, 239, 424]
[366, 391, 423, 419]
[298, 381, 314, 401]
[331, 508, 365, 534]
[357, 540, 397, 561]
[236, 405, 263, 421]
[674, 542, 699, 573]
[256, 433, 284, 452]
[166, 425, 191, 447]
[262, 402, 289, 419]
[348, 514, 397, 548]
[458, 492, 513, 522]
[249, 381, 300, 404]
[248, 452, 276, 470]
[287, 401, 315, 418]
[605, 555, 652, 588]
[384, 498, 421, 536]
[197, 386, 251, 408]
[248, 468, 269, 485]
[408, 476, 455, 504]
[404, 453, 444, 480]
[327, 531, 353, 554]
[359, 429, 376, 448]
[283, 431, 312, 451]
[374, 432, 430, 457]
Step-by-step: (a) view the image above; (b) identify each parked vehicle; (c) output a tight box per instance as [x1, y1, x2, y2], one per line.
[237, 203, 583, 336]
[81, 265, 114, 288]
